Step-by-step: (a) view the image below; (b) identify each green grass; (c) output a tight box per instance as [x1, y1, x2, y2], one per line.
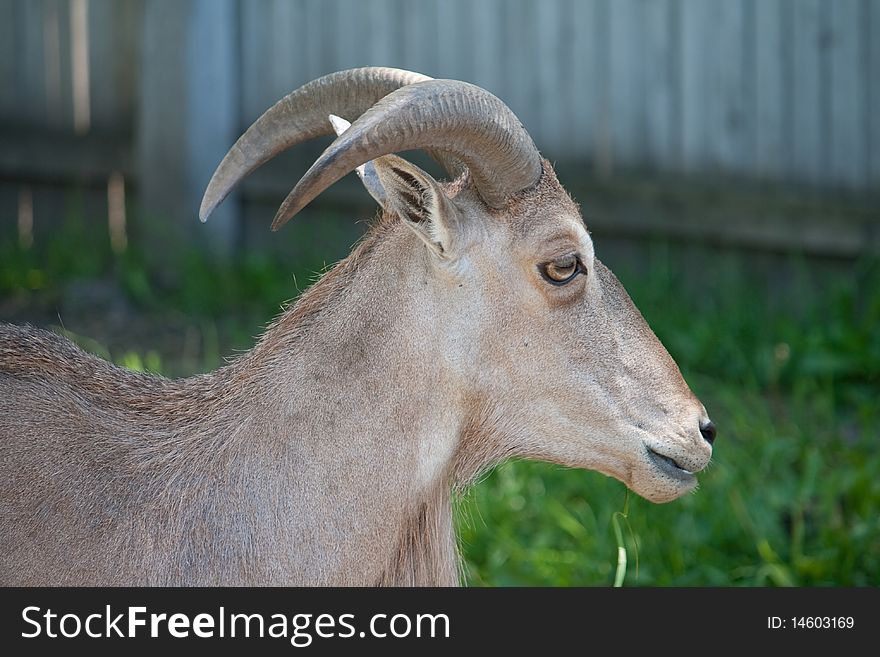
[1, 217, 878, 586]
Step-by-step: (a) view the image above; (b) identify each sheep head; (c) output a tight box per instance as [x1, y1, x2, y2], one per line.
[201, 68, 715, 503]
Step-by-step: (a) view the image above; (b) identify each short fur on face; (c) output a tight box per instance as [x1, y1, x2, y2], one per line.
[358, 155, 712, 503]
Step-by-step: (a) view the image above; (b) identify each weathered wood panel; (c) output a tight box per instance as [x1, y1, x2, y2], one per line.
[14, 0, 48, 128]
[871, 0, 880, 187]
[709, 0, 751, 174]
[790, 0, 824, 186]
[2, 0, 878, 251]
[827, 0, 867, 188]
[679, 0, 711, 175]
[136, 0, 240, 256]
[0, 1, 15, 120]
[569, 0, 602, 166]
[87, 0, 141, 134]
[643, 0, 679, 170]
[754, 0, 786, 180]
[608, 0, 645, 170]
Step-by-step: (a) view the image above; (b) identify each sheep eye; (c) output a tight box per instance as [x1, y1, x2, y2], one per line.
[540, 255, 581, 285]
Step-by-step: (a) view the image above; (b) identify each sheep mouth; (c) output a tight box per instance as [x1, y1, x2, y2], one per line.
[647, 448, 697, 483]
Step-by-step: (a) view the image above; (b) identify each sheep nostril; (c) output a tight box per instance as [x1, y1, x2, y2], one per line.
[699, 420, 717, 445]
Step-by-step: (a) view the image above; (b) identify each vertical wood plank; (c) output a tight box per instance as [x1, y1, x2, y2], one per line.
[535, 0, 564, 152]
[269, 0, 304, 99]
[137, 0, 189, 243]
[593, 0, 613, 174]
[790, 0, 823, 185]
[471, 0, 502, 90]
[827, 0, 867, 188]
[240, 0, 270, 122]
[16, 0, 47, 127]
[433, 0, 463, 79]
[570, 0, 601, 162]
[137, 0, 240, 256]
[0, 0, 15, 120]
[186, 0, 241, 254]
[56, 0, 75, 131]
[69, 0, 90, 134]
[401, 0, 436, 75]
[88, 0, 142, 133]
[702, 0, 723, 171]
[41, 0, 64, 129]
[554, 0, 577, 159]
[709, 0, 751, 173]
[754, 0, 785, 179]
[870, 0, 880, 187]
[608, 0, 645, 168]
[459, 0, 479, 83]
[319, 0, 338, 75]
[333, 0, 362, 71]
[303, 0, 337, 78]
[118, 0, 142, 122]
[367, 0, 396, 67]
[498, 0, 533, 130]
[303, 0, 323, 78]
[679, 0, 709, 173]
[644, 0, 679, 169]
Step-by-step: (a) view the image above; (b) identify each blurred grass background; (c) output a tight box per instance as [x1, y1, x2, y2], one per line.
[1, 194, 878, 587]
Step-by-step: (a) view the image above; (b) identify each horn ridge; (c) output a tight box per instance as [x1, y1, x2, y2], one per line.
[200, 67, 432, 222]
[270, 79, 542, 230]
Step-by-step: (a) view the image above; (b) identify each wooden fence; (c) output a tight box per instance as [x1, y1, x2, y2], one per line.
[1, 0, 878, 256]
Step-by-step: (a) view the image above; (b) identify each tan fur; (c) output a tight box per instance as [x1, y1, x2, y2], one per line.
[0, 161, 711, 586]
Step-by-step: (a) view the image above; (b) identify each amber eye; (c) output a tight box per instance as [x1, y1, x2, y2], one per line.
[540, 255, 581, 285]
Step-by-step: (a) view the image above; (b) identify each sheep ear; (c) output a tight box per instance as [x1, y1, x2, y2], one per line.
[328, 115, 386, 205]
[371, 155, 461, 256]
[329, 114, 459, 255]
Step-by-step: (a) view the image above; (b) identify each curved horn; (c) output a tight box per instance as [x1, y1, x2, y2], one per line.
[200, 67, 431, 221]
[271, 79, 542, 230]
